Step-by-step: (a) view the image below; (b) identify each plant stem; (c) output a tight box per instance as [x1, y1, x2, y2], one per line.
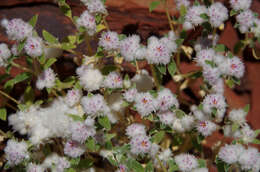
[103, 15, 110, 31]
[164, 0, 174, 31]
[85, 34, 94, 56]
[150, 64, 160, 90]
[0, 90, 19, 104]
[155, 155, 167, 172]
[11, 62, 35, 75]
[135, 60, 140, 74]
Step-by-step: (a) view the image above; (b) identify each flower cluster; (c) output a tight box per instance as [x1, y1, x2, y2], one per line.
[0, 0, 260, 171]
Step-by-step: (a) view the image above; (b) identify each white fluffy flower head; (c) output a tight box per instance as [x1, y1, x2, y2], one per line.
[202, 93, 226, 119]
[130, 134, 151, 155]
[81, 94, 108, 115]
[4, 140, 29, 166]
[36, 68, 56, 90]
[196, 120, 217, 136]
[81, 0, 107, 14]
[146, 36, 171, 65]
[228, 109, 247, 124]
[236, 10, 254, 33]
[24, 36, 43, 57]
[0, 43, 11, 67]
[134, 92, 158, 117]
[76, 65, 104, 92]
[26, 163, 44, 172]
[1, 18, 33, 40]
[157, 88, 179, 111]
[65, 89, 82, 107]
[99, 31, 119, 51]
[175, 154, 198, 172]
[238, 147, 259, 171]
[120, 35, 142, 62]
[223, 56, 245, 78]
[64, 140, 85, 158]
[158, 111, 176, 125]
[76, 10, 96, 35]
[218, 144, 245, 164]
[195, 48, 215, 67]
[103, 72, 123, 89]
[126, 123, 146, 138]
[70, 121, 96, 143]
[123, 87, 138, 102]
[230, 0, 252, 10]
[184, 5, 207, 30]
[208, 2, 228, 27]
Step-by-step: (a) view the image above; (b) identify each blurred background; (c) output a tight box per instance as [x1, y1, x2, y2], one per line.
[0, 0, 260, 154]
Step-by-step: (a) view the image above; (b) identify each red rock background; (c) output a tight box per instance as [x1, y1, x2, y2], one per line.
[0, 0, 260, 171]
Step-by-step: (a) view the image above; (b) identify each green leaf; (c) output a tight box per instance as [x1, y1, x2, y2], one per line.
[234, 41, 244, 54]
[214, 44, 226, 52]
[86, 138, 100, 152]
[200, 13, 209, 20]
[198, 159, 207, 168]
[175, 109, 186, 118]
[56, 77, 76, 90]
[98, 116, 111, 130]
[168, 159, 179, 172]
[107, 156, 118, 166]
[190, 71, 202, 79]
[28, 14, 38, 27]
[44, 58, 57, 69]
[77, 159, 93, 169]
[0, 108, 7, 121]
[4, 72, 31, 90]
[168, 60, 177, 77]
[61, 42, 76, 50]
[67, 114, 84, 122]
[215, 158, 230, 172]
[226, 78, 235, 88]
[58, 0, 72, 19]
[145, 161, 154, 172]
[105, 133, 116, 142]
[126, 158, 144, 172]
[212, 107, 217, 117]
[149, 1, 160, 12]
[252, 139, 260, 144]
[101, 65, 117, 75]
[230, 10, 238, 16]
[175, 38, 184, 47]
[24, 85, 35, 105]
[70, 157, 81, 166]
[18, 40, 26, 53]
[65, 168, 76, 172]
[231, 123, 240, 132]
[157, 64, 167, 75]
[0, 74, 9, 83]
[243, 104, 250, 113]
[151, 131, 165, 144]
[205, 60, 217, 68]
[68, 35, 77, 45]
[42, 30, 59, 44]
[180, 5, 187, 16]
[255, 129, 260, 136]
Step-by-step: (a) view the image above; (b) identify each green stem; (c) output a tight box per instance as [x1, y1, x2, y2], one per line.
[103, 15, 110, 31]
[150, 64, 160, 90]
[11, 62, 35, 75]
[155, 155, 167, 172]
[164, 0, 174, 31]
[0, 90, 19, 104]
[85, 34, 94, 56]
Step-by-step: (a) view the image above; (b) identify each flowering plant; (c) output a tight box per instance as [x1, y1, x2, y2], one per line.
[0, 0, 260, 171]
